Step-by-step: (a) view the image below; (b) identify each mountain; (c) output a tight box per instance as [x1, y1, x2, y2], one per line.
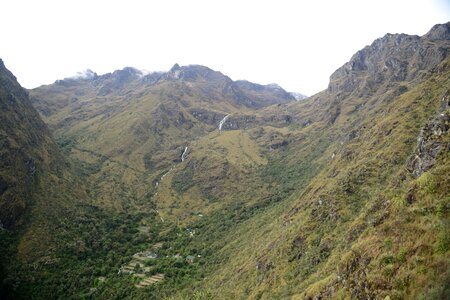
[1, 22, 448, 299]
[29, 64, 296, 215]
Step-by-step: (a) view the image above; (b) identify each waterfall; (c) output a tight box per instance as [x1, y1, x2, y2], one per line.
[181, 147, 188, 161]
[160, 167, 173, 181]
[218, 114, 230, 131]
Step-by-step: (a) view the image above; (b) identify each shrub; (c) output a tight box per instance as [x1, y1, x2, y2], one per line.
[436, 232, 449, 253]
[397, 248, 407, 263]
[384, 239, 393, 250]
[416, 172, 437, 194]
[380, 255, 395, 265]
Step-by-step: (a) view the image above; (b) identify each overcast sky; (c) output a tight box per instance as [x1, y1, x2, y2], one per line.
[1, 0, 449, 95]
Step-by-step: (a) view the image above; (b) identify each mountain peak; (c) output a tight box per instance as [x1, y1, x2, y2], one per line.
[163, 63, 227, 82]
[84, 66, 144, 95]
[170, 63, 181, 71]
[166, 63, 183, 79]
[328, 25, 449, 95]
[423, 22, 450, 41]
[110, 66, 142, 82]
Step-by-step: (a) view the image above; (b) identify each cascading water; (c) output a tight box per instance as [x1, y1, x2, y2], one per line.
[181, 147, 188, 161]
[218, 114, 230, 131]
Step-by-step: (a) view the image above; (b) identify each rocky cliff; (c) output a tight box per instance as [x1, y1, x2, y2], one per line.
[328, 23, 449, 97]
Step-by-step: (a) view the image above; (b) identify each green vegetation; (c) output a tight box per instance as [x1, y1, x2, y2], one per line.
[171, 162, 196, 193]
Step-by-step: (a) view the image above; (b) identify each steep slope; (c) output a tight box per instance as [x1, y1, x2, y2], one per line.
[0, 58, 80, 264]
[0, 58, 78, 298]
[170, 23, 450, 299]
[0, 59, 64, 229]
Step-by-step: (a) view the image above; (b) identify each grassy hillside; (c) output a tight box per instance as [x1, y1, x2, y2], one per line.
[188, 57, 449, 299]
[161, 23, 449, 299]
[30, 65, 295, 218]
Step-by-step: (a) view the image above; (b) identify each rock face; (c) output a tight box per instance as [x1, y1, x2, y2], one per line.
[328, 22, 450, 96]
[189, 108, 226, 126]
[423, 22, 450, 40]
[407, 107, 449, 177]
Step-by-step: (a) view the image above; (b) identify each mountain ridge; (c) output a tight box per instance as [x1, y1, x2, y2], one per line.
[49, 63, 299, 105]
[329, 22, 449, 96]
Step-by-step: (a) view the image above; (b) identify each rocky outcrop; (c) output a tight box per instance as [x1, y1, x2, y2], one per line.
[189, 108, 227, 126]
[213, 113, 294, 131]
[407, 107, 449, 177]
[423, 22, 450, 40]
[220, 114, 257, 130]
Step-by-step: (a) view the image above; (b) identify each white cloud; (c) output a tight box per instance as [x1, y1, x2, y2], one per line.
[71, 69, 97, 80]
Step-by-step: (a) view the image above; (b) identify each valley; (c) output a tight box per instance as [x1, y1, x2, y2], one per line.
[0, 22, 449, 299]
